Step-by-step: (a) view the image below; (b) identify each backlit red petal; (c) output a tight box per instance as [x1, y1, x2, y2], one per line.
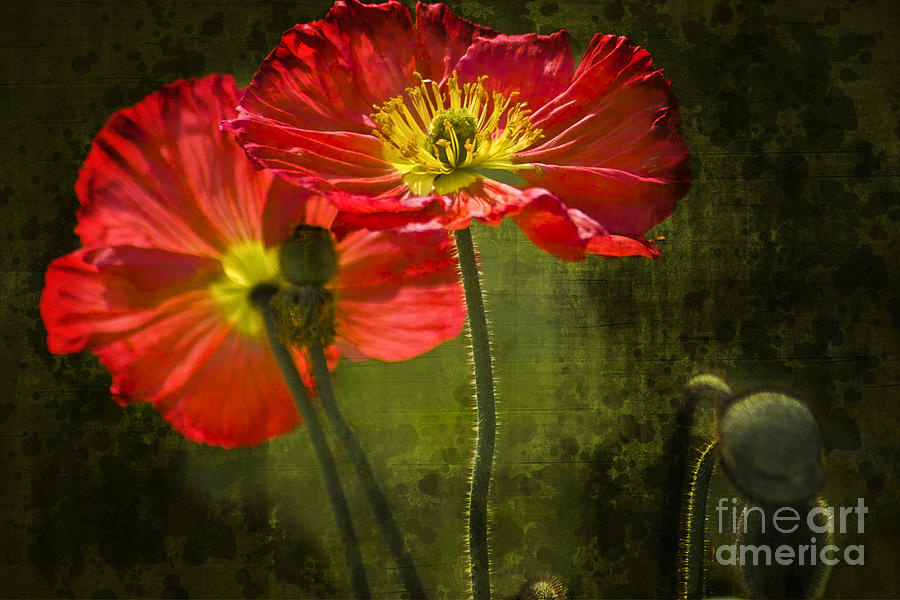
[414, 3, 498, 82]
[155, 332, 301, 449]
[454, 178, 537, 226]
[334, 228, 459, 289]
[261, 179, 339, 248]
[469, 179, 649, 261]
[524, 34, 689, 180]
[224, 117, 398, 192]
[76, 75, 272, 256]
[585, 233, 660, 258]
[522, 76, 688, 175]
[333, 227, 465, 361]
[508, 196, 593, 262]
[336, 285, 465, 362]
[237, 0, 421, 136]
[95, 296, 232, 405]
[519, 164, 689, 238]
[454, 31, 574, 111]
[41, 247, 220, 354]
[323, 188, 454, 233]
[573, 33, 654, 81]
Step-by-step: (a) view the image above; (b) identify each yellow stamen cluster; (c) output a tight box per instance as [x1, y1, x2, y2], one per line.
[209, 240, 281, 337]
[373, 71, 542, 195]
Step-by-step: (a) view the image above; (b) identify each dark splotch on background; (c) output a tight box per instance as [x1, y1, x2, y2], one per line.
[2, 0, 898, 598]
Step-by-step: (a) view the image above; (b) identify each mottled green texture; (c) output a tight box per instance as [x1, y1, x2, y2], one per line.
[1, 0, 899, 598]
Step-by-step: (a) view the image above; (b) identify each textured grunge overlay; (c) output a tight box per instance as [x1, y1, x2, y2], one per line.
[2, 0, 899, 598]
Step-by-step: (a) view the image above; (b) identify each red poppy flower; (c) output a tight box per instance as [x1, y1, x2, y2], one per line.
[226, 0, 690, 261]
[40, 75, 465, 449]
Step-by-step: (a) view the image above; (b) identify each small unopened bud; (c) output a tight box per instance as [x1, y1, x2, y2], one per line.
[718, 391, 824, 505]
[687, 373, 733, 404]
[278, 225, 337, 286]
[516, 575, 566, 600]
[270, 286, 336, 348]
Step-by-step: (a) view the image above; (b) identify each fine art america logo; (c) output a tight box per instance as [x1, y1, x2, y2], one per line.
[713, 497, 867, 566]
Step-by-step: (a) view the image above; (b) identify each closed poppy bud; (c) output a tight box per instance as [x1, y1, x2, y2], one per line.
[279, 224, 337, 286]
[718, 392, 824, 505]
[687, 373, 733, 413]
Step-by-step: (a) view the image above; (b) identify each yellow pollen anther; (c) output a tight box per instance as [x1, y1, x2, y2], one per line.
[372, 71, 542, 196]
[209, 240, 280, 337]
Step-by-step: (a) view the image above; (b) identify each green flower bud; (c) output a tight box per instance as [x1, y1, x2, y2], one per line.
[278, 225, 337, 287]
[718, 391, 824, 505]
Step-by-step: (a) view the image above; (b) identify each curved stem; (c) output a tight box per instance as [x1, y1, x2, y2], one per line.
[454, 227, 496, 600]
[655, 385, 703, 594]
[253, 290, 371, 600]
[681, 440, 717, 600]
[309, 345, 428, 600]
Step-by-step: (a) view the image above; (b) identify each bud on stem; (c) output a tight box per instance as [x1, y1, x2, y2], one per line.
[271, 224, 338, 348]
[270, 285, 336, 349]
[279, 224, 337, 287]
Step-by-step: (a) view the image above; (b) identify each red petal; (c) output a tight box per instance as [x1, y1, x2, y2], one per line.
[453, 178, 537, 226]
[154, 332, 301, 449]
[324, 188, 455, 233]
[328, 178, 541, 232]
[41, 247, 219, 354]
[76, 75, 273, 256]
[524, 34, 690, 180]
[559, 206, 659, 258]
[95, 296, 232, 405]
[335, 228, 459, 288]
[585, 232, 660, 258]
[261, 179, 339, 248]
[326, 188, 446, 215]
[236, 0, 421, 136]
[454, 31, 574, 111]
[414, 3, 498, 82]
[333, 228, 465, 361]
[519, 164, 689, 238]
[336, 284, 465, 362]
[224, 117, 399, 192]
[41, 245, 307, 448]
[508, 194, 594, 262]
[573, 33, 654, 81]
[470, 179, 655, 260]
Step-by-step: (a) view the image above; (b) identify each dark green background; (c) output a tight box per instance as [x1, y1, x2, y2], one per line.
[2, 0, 898, 597]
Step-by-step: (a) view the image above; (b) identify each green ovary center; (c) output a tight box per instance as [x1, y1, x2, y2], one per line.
[209, 240, 280, 337]
[428, 108, 478, 166]
[372, 71, 542, 196]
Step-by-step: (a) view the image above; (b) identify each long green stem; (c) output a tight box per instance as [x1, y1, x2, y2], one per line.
[253, 289, 371, 600]
[309, 345, 428, 600]
[681, 440, 717, 600]
[454, 227, 496, 600]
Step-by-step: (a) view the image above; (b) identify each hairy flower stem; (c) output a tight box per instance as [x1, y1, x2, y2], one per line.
[681, 440, 717, 600]
[454, 227, 496, 600]
[253, 290, 371, 600]
[308, 345, 428, 600]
